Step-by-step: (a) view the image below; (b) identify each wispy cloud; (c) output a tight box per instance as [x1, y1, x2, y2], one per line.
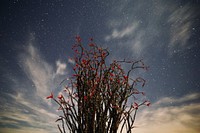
[0, 34, 69, 132]
[0, 92, 58, 133]
[167, 4, 196, 55]
[20, 43, 54, 98]
[20, 39, 68, 98]
[105, 22, 139, 41]
[104, 1, 160, 57]
[132, 93, 200, 133]
[56, 60, 67, 75]
[105, 1, 197, 57]
[155, 93, 200, 105]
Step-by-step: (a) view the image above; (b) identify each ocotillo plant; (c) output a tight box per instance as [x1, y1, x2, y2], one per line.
[47, 36, 150, 133]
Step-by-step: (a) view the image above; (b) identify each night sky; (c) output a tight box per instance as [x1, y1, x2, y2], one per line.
[1, 0, 200, 133]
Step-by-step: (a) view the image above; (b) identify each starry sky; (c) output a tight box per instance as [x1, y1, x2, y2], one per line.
[0, 0, 200, 133]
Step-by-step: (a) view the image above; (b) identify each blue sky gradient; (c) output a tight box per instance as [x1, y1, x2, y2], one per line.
[0, 0, 200, 132]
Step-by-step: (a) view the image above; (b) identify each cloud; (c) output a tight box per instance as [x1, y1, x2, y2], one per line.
[0, 92, 58, 133]
[0, 127, 54, 133]
[20, 40, 68, 98]
[104, 1, 197, 58]
[129, 30, 145, 56]
[56, 60, 67, 75]
[167, 4, 196, 55]
[104, 1, 159, 57]
[20, 43, 54, 98]
[131, 93, 200, 133]
[155, 93, 200, 105]
[3, 34, 70, 132]
[105, 22, 139, 40]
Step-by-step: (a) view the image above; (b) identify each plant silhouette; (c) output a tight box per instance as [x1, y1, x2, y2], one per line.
[47, 36, 150, 133]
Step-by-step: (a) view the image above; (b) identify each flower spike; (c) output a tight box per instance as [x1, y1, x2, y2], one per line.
[46, 92, 53, 99]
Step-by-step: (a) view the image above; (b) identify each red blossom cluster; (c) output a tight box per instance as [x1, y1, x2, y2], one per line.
[47, 36, 150, 133]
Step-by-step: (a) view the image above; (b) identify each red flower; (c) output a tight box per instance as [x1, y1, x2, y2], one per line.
[58, 94, 63, 100]
[134, 102, 138, 106]
[132, 102, 139, 109]
[46, 92, 53, 99]
[111, 66, 115, 71]
[110, 72, 114, 77]
[84, 96, 87, 101]
[90, 91, 95, 97]
[82, 59, 87, 65]
[91, 67, 96, 70]
[141, 92, 145, 95]
[101, 52, 106, 57]
[144, 101, 150, 106]
[73, 74, 79, 77]
[90, 37, 93, 41]
[75, 36, 81, 42]
[112, 105, 119, 109]
[74, 49, 80, 54]
[123, 76, 128, 80]
[73, 66, 77, 70]
[117, 65, 121, 69]
[89, 43, 95, 47]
